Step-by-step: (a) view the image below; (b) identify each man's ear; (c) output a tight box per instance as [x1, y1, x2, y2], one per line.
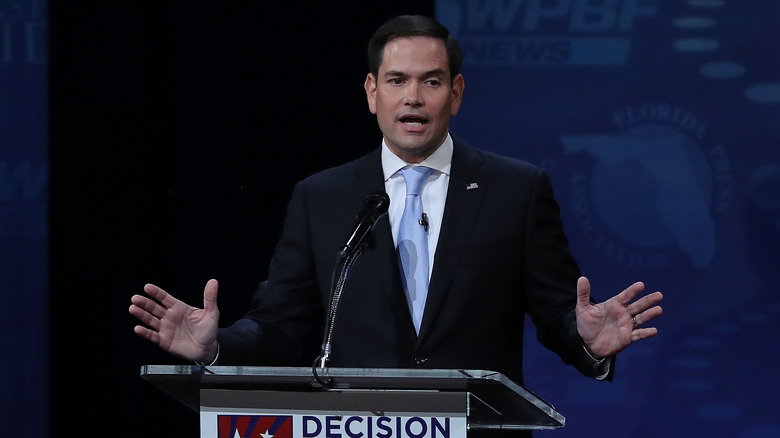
[450, 73, 465, 116]
[364, 73, 378, 114]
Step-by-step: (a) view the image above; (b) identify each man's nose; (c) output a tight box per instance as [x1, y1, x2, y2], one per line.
[403, 84, 424, 107]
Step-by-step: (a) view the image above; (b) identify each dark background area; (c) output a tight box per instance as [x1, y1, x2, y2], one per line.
[49, 2, 434, 437]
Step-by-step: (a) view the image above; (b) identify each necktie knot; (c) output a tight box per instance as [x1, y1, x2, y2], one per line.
[401, 166, 434, 196]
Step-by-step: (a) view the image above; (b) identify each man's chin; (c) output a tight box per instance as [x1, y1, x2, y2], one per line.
[387, 140, 440, 162]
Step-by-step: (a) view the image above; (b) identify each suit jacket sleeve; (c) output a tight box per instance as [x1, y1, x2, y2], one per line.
[523, 169, 614, 380]
[216, 180, 326, 366]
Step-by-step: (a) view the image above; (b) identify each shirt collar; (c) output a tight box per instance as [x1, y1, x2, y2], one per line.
[381, 133, 453, 182]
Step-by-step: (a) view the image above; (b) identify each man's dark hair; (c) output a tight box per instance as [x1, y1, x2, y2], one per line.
[367, 15, 463, 81]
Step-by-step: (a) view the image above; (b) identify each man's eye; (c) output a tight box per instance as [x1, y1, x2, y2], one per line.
[425, 79, 441, 87]
[390, 78, 404, 85]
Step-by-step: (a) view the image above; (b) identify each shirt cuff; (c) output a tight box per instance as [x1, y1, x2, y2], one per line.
[583, 344, 612, 381]
[195, 342, 220, 367]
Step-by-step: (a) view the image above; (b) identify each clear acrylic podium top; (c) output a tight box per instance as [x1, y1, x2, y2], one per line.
[141, 366, 564, 431]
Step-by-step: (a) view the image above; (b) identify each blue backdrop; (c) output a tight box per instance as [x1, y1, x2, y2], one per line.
[28, 1, 780, 436]
[0, 0, 48, 436]
[437, 0, 779, 436]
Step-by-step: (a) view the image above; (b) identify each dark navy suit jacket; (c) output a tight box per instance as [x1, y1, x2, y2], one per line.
[217, 138, 610, 385]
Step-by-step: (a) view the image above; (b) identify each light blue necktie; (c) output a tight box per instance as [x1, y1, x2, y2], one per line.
[398, 166, 434, 334]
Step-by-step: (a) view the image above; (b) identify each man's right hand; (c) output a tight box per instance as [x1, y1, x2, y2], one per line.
[129, 279, 221, 364]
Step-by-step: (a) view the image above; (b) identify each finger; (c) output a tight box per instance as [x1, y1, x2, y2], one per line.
[617, 281, 646, 307]
[633, 304, 664, 327]
[143, 283, 178, 308]
[576, 276, 592, 310]
[632, 291, 663, 312]
[133, 324, 160, 345]
[130, 294, 166, 320]
[630, 327, 658, 343]
[203, 279, 219, 313]
[128, 303, 162, 331]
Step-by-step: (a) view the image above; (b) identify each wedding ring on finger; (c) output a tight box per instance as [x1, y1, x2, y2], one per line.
[632, 315, 639, 327]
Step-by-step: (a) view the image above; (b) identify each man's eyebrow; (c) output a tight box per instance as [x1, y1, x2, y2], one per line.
[422, 68, 447, 77]
[383, 70, 407, 78]
[382, 68, 447, 78]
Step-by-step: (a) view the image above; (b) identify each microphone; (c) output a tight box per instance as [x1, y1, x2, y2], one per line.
[336, 192, 390, 263]
[419, 212, 429, 232]
[314, 192, 390, 379]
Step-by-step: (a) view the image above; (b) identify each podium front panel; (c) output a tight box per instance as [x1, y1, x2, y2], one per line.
[200, 389, 468, 438]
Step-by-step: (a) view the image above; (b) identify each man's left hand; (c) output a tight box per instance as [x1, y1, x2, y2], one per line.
[576, 276, 664, 358]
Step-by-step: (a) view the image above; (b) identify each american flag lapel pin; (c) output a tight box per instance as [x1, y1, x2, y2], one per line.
[466, 182, 479, 190]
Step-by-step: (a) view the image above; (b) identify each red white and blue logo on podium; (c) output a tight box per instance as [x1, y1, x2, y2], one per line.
[218, 415, 293, 438]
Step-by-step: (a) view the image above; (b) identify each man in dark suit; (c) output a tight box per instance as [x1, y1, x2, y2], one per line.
[130, 15, 662, 391]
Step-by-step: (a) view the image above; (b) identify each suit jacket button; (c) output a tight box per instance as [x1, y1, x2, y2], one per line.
[414, 357, 429, 367]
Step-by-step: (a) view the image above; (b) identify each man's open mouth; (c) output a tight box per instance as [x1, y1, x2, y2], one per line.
[399, 115, 427, 127]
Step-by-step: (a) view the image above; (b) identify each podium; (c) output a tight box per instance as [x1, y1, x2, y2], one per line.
[141, 365, 564, 438]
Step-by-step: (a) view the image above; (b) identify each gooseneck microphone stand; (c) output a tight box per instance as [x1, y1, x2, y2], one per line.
[310, 192, 389, 388]
[312, 244, 364, 388]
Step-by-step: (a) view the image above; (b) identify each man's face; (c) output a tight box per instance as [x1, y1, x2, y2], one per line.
[365, 37, 464, 163]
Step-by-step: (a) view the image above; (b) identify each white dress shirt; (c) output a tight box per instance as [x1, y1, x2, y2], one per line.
[381, 133, 453, 280]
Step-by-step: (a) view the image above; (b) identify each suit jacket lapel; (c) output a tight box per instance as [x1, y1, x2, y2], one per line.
[353, 148, 418, 341]
[419, 139, 489, 338]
